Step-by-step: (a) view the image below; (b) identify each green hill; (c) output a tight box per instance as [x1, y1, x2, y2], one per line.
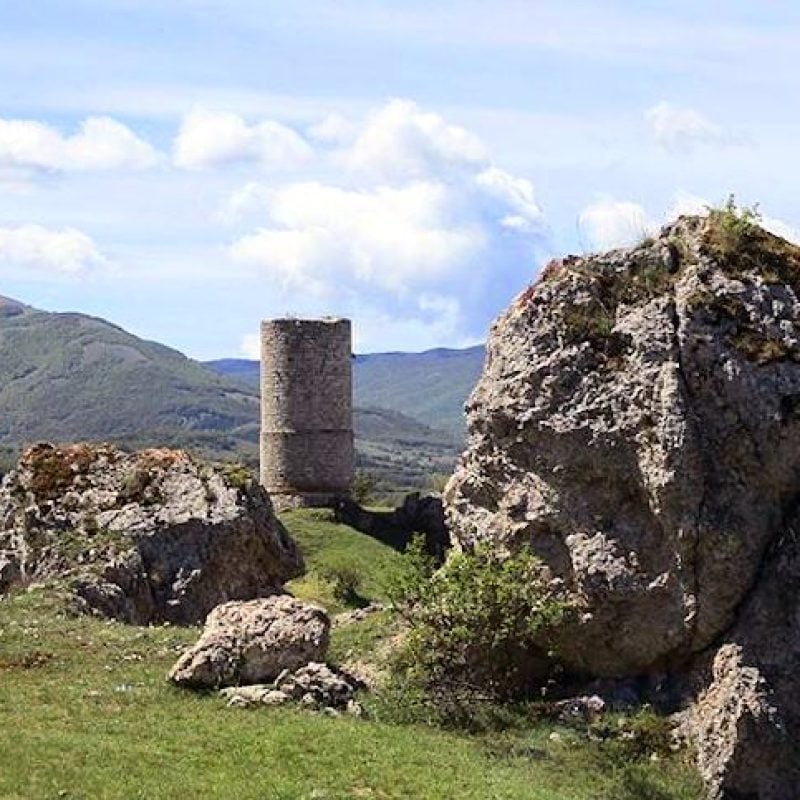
[208, 345, 485, 437]
[0, 297, 460, 490]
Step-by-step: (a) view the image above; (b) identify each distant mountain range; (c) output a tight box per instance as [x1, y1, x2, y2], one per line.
[0, 296, 483, 491]
[207, 345, 485, 437]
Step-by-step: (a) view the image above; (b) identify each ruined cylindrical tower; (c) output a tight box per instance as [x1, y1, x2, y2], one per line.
[260, 318, 354, 510]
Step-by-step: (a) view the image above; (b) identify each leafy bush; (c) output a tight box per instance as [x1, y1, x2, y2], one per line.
[351, 470, 377, 505]
[589, 708, 677, 763]
[216, 461, 253, 491]
[318, 557, 365, 605]
[427, 472, 451, 494]
[706, 194, 762, 258]
[387, 538, 572, 703]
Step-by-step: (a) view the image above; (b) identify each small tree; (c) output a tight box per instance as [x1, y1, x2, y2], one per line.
[351, 470, 377, 505]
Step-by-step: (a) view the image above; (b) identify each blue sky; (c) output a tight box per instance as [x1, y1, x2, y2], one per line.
[1, 0, 799, 357]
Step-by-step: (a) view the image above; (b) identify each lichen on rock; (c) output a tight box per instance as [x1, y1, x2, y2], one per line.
[0, 443, 303, 624]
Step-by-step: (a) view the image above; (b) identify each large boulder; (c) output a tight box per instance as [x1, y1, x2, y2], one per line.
[446, 215, 800, 677]
[168, 596, 330, 689]
[444, 213, 800, 797]
[0, 443, 303, 623]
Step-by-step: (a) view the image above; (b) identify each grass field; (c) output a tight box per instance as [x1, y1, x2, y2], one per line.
[0, 510, 703, 800]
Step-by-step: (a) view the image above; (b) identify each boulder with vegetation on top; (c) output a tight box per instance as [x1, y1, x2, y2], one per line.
[445, 206, 800, 797]
[0, 443, 303, 624]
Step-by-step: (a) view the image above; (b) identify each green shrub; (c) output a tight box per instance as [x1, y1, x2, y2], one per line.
[706, 194, 762, 258]
[351, 470, 377, 505]
[589, 708, 677, 764]
[427, 472, 451, 494]
[388, 539, 572, 703]
[318, 558, 365, 605]
[216, 461, 253, 491]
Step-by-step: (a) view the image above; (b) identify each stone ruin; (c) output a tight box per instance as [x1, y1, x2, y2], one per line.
[260, 317, 354, 510]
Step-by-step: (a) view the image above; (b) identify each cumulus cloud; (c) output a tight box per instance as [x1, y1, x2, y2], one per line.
[344, 98, 488, 179]
[474, 167, 544, 232]
[666, 190, 710, 219]
[227, 99, 548, 345]
[174, 108, 314, 170]
[230, 181, 482, 295]
[578, 191, 800, 252]
[306, 113, 357, 145]
[0, 116, 160, 173]
[645, 102, 740, 152]
[0, 224, 106, 273]
[577, 198, 652, 252]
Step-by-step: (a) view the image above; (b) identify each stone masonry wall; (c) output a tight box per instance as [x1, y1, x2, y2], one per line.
[260, 318, 354, 509]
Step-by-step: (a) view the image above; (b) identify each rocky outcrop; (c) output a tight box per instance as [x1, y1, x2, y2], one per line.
[683, 529, 800, 799]
[221, 662, 365, 714]
[447, 215, 800, 676]
[444, 213, 800, 797]
[168, 596, 330, 689]
[0, 443, 303, 623]
[686, 645, 788, 799]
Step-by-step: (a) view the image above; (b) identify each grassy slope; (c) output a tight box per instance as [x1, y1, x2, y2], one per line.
[354, 347, 485, 437]
[0, 511, 702, 800]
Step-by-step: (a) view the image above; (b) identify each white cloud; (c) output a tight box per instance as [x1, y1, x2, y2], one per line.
[0, 116, 160, 173]
[240, 293, 472, 356]
[0, 224, 106, 273]
[229, 180, 482, 295]
[474, 167, 544, 232]
[645, 101, 740, 152]
[577, 198, 652, 251]
[666, 190, 710, 219]
[219, 181, 273, 224]
[344, 98, 488, 179]
[226, 99, 548, 344]
[762, 215, 800, 245]
[174, 108, 314, 170]
[577, 191, 800, 253]
[306, 113, 357, 145]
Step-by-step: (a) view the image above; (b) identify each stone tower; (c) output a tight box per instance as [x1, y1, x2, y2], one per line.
[260, 318, 354, 510]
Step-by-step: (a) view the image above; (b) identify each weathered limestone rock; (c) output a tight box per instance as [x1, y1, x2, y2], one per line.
[168, 596, 330, 689]
[0, 443, 303, 623]
[444, 215, 800, 797]
[273, 661, 365, 709]
[220, 662, 365, 712]
[220, 685, 289, 707]
[684, 528, 800, 799]
[686, 645, 789, 799]
[446, 216, 800, 677]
